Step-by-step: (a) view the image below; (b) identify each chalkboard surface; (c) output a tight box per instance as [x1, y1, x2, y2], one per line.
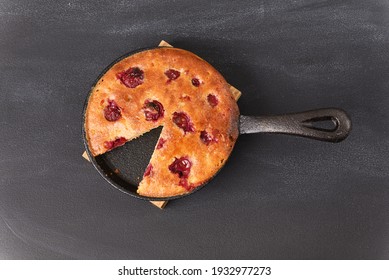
[1, 0, 388, 259]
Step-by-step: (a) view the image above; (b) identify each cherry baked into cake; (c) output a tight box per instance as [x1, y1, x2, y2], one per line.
[85, 47, 239, 197]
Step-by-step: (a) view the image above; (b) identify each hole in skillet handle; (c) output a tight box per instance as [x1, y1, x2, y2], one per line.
[302, 116, 338, 131]
[297, 108, 352, 142]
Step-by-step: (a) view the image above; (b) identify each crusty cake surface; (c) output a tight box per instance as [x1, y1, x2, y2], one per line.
[85, 47, 239, 197]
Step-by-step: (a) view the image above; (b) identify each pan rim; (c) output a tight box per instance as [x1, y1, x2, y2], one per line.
[81, 46, 218, 201]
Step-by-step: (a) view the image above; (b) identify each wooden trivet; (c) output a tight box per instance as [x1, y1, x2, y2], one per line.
[82, 40, 241, 209]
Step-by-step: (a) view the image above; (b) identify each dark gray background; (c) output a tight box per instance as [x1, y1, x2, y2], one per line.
[1, 0, 388, 259]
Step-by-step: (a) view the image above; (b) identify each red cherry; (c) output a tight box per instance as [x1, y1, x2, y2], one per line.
[207, 94, 218, 107]
[104, 99, 121, 121]
[168, 156, 192, 179]
[200, 130, 214, 145]
[172, 112, 195, 134]
[156, 138, 166, 149]
[143, 100, 164, 121]
[165, 69, 180, 81]
[191, 78, 200, 87]
[103, 137, 127, 150]
[144, 164, 153, 177]
[117, 67, 144, 88]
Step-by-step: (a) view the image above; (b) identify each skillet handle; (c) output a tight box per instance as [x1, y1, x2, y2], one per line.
[239, 108, 351, 142]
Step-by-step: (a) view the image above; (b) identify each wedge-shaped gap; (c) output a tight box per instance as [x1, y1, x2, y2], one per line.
[95, 126, 163, 192]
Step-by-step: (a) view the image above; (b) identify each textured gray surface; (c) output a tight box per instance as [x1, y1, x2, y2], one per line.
[1, 0, 389, 259]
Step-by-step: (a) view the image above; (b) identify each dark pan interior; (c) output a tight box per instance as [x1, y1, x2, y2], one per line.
[84, 123, 210, 201]
[94, 127, 163, 195]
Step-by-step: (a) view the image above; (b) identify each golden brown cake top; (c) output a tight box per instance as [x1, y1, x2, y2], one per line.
[85, 47, 239, 197]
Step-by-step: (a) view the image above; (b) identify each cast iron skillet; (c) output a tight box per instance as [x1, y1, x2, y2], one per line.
[82, 47, 352, 201]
